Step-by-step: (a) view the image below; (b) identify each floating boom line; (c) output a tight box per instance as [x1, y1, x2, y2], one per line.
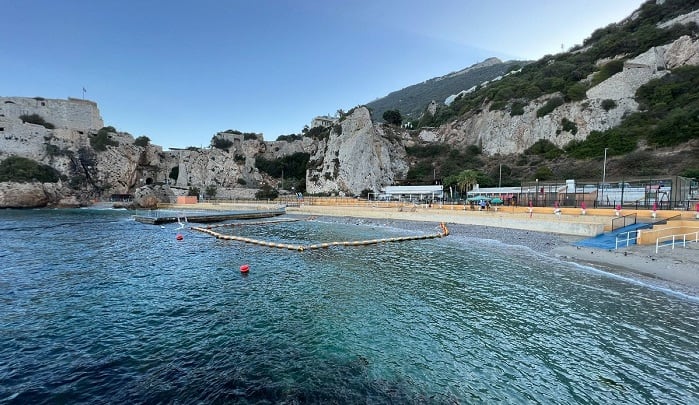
[191, 222, 449, 252]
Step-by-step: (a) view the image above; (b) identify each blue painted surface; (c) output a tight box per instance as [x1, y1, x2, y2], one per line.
[575, 222, 653, 249]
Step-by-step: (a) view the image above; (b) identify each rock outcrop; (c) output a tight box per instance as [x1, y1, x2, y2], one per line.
[0, 182, 75, 208]
[305, 107, 408, 195]
[133, 184, 175, 208]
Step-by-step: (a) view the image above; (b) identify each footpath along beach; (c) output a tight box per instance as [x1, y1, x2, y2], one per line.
[163, 201, 699, 297]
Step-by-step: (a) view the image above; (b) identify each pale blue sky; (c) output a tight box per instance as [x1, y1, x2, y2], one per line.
[2, 0, 643, 149]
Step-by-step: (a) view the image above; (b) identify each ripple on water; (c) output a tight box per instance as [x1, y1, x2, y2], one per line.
[0, 209, 697, 403]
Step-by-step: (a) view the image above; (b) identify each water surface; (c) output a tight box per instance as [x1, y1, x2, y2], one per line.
[1, 209, 697, 403]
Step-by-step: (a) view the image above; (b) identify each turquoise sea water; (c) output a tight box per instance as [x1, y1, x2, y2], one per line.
[1, 208, 697, 403]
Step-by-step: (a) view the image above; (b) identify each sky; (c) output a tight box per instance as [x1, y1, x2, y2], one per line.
[2, 0, 644, 149]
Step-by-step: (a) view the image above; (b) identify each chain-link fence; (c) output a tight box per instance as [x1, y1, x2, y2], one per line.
[515, 176, 698, 210]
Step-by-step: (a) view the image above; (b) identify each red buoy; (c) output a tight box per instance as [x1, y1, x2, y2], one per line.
[176, 233, 184, 241]
[240, 264, 250, 273]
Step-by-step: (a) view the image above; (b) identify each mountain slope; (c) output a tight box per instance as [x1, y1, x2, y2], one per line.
[365, 57, 526, 122]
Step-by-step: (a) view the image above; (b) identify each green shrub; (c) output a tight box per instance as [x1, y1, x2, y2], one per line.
[255, 152, 310, 179]
[601, 99, 617, 111]
[561, 118, 578, 135]
[525, 139, 563, 158]
[276, 134, 303, 142]
[45, 143, 71, 157]
[234, 154, 246, 164]
[211, 136, 233, 150]
[382, 109, 402, 126]
[680, 168, 699, 178]
[305, 126, 331, 141]
[187, 187, 200, 197]
[205, 185, 217, 198]
[90, 127, 119, 151]
[0, 156, 60, 183]
[19, 114, 55, 129]
[565, 82, 588, 102]
[536, 97, 564, 118]
[255, 184, 278, 200]
[489, 100, 507, 111]
[237, 178, 247, 185]
[406, 144, 449, 158]
[134, 136, 150, 147]
[510, 101, 525, 116]
[534, 166, 554, 180]
[591, 60, 624, 86]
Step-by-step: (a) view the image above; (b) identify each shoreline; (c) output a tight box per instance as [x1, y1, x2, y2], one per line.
[291, 213, 699, 298]
[154, 202, 699, 297]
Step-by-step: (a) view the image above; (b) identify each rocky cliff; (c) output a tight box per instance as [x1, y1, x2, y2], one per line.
[305, 107, 408, 196]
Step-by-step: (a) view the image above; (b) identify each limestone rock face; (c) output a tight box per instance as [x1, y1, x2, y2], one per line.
[664, 35, 699, 69]
[0, 182, 51, 208]
[133, 185, 175, 208]
[306, 107, 408, 195]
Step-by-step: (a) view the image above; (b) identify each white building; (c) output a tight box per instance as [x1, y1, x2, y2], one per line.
[310, 115, 337, 129]
[378, 185, 443, 201]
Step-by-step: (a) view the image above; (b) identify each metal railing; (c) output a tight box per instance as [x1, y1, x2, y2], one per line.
[611, 213, 637, 231]
[615, 230, 641, 250]
[656, 231, 699, 253]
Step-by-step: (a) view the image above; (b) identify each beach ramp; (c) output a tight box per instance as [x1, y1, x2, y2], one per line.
[575, 223, 652, 249]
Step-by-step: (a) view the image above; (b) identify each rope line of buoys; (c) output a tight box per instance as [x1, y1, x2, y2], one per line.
[191, 223, 449, 252]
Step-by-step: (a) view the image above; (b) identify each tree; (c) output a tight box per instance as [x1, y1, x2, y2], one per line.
[456, 169, 479, 194]
[134, 136, 150, 147]
[0, 156, 60, 183]
[255, 183, 279, 200]
[211, 135, 233, 150]
[205, 185, 217, 198]
[382, 109, 403, 126]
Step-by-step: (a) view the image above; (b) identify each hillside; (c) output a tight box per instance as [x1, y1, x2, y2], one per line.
[399, 0, 699, 187]
[365, 57, 526, 123]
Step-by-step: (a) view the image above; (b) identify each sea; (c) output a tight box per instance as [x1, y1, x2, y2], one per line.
[1, 208, 697, 404]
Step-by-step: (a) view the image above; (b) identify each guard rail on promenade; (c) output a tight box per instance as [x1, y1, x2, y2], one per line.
[615, 230, 641, 250]
[656, 231, 699, 253]
[611, 213, 637, 231]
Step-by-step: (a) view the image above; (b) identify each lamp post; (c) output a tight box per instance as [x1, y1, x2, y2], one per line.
[601, 147, 608, 206]
[498, 164, 502, 188]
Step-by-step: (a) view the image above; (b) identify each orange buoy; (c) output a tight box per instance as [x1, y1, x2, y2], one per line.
[240, 264, 250, 273]
[176, 233, 184, 241]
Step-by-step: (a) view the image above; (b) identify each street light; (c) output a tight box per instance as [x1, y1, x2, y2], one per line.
[498, 164, 502, 188]
[601, 147, 608, 206]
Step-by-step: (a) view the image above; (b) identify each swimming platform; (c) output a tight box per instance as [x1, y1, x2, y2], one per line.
[133, 208, 285, 225]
